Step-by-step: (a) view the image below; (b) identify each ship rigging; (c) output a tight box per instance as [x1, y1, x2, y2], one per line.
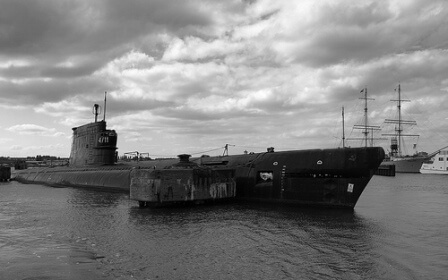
[382, 84, 420, 157]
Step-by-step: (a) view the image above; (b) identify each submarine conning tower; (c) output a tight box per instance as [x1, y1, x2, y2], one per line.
[69, 103, 117, 167]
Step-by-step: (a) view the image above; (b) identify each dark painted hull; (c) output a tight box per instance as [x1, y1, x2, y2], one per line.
[13, 147, 385, 208]
[201, 147, 384, 208]
[13, 166, 132, 191]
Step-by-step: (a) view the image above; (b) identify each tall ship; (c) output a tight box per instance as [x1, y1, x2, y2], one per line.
[13, 100, 385, 209]
[380, 84, 429, 173]
[346, 87, 383, 148]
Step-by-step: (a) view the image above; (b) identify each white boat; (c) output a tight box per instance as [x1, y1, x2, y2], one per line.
[420, 147, 448, 174]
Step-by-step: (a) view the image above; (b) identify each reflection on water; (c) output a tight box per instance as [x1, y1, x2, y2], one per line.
[1, 174, 447, 280]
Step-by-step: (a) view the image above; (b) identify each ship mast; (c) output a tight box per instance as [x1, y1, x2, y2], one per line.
[342, 106, 345, 148]
[348, 87, 381, 147]
[362, 87, 370, 147]
[397, 84, 403, 155]
[382, 84, 419, 157]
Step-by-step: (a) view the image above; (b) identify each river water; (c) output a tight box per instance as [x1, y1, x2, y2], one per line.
[1, 174, 447, 280]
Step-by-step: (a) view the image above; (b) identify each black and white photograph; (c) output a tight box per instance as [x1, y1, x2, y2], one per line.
[1, 0, 447, 279]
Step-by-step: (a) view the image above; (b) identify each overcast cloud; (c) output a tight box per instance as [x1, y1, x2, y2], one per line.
[1, 0, 448, 157]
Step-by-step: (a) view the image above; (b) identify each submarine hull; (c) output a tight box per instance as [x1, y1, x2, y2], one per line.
[13, 117, 385, 208]
[13, 167, 132, 191]
[14, 147, 384, 209]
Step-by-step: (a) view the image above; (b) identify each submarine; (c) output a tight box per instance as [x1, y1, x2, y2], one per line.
[13, 103, 385, 209]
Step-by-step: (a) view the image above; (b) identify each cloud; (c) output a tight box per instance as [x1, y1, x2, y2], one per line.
[0, 138, 13, 144]
[0, 0, 215, 58]
[10, 145, 23, 151]
[1, 0, 448, 157]
[162, 36, 246, 62]
[0, 0, 223, 109]
[10, 144, 66, 154]
[260, 0, 448, 67]
[6, 124, 65, 137]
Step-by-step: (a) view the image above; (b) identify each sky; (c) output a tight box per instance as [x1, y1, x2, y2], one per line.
[1, 0, 448, 158]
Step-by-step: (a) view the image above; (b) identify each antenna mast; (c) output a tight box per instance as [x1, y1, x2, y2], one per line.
[103, 91, 107, 121]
